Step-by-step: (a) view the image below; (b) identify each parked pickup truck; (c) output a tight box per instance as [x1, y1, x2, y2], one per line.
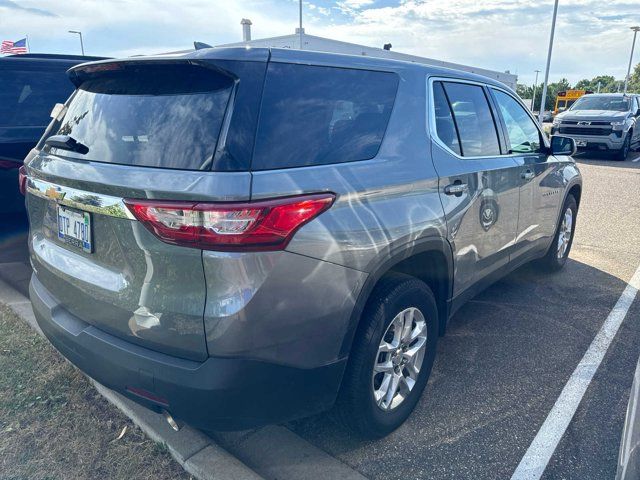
[551, 93, 640, 160]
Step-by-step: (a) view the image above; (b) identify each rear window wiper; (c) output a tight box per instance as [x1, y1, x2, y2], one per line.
[45, 135, 89, 155]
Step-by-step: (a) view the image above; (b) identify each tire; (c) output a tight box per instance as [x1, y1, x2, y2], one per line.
[539, 195, 578, 271]
[336, 273, 439, 438]
[614, 133, 631, 161]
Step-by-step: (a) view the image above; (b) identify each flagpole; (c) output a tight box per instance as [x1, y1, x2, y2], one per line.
[25, 35, 30, 53]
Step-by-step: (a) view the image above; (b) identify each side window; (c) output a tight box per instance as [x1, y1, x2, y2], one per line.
[0, 69, 74, 127]
[433, 82, 461, 155]
[492, 90, 542, 154]
[252, 63, 399, 170]
[441, 82, 501, 157]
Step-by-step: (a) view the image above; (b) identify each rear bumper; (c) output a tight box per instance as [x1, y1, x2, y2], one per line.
[30, 274, 346, 430]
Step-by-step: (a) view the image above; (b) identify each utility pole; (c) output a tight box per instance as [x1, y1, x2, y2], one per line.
[623, 26, 640, 95]
[299, 0, 303, 50]
[69, 30, 84, 56]
[538, 0, 559, 124]
[531, 69, 541, 111]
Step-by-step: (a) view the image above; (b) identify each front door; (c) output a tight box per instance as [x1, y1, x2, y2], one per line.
[489, 88, 563, 262]
[430, 79, 520, 299]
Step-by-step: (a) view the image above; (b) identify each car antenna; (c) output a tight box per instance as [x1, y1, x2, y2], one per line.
[194, 41, 213, 50]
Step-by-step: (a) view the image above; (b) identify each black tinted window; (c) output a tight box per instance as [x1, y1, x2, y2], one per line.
[0, 69, 74, 127]
[252, 63, 398, 170]
[433, 82, 461, 155]
[52, 63, 233, 170]
[442, 82, 501, 157]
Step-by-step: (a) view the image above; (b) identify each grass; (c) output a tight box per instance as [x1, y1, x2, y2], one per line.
[0, 303, 191, 480]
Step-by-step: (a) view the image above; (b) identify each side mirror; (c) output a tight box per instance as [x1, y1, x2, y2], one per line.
[550, 135, 576, 156]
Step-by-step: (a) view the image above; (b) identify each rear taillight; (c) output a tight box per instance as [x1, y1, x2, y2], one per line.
[18, 166, 27, 196]
[124, 193, 335, 251]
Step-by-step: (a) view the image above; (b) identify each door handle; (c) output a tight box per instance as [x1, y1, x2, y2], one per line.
[521, 170, 535, 181]
[444, 182, 468, 196]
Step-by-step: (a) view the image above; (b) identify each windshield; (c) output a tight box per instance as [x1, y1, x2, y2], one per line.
[570, 96, 630, 112]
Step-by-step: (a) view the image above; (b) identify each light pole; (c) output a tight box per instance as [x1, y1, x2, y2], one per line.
[68, 30, 84, 56]
[299, 0, 303, 50]
[623, 26, 640, 95]
[538, 0, 559, 124]
[531, 69, 541, 111]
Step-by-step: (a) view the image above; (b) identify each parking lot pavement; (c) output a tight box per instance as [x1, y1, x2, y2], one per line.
[287, 151, 640, 480]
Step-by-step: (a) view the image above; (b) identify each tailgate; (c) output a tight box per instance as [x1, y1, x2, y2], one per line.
[25, 53, 265, 361]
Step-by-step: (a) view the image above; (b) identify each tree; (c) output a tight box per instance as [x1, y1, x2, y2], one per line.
[574, 75, 616, 92]
[516, 83, 530, 99]
[533, 78, 570, 112]
[516, 64, 640, 111]
[628, 63, 640, 93]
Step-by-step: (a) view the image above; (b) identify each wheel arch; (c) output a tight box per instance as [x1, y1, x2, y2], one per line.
[339, 236, 454, 359]
[567, 182, 582, 208]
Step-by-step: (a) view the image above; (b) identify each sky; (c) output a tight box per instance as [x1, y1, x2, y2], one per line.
[0, 0, 638, 86]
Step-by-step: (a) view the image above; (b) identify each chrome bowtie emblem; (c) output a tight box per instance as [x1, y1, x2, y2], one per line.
[577, 121, 591, 126]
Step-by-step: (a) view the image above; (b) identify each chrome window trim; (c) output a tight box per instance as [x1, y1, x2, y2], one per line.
[426, 76, 549, 160]
[26, 176, 135, 220]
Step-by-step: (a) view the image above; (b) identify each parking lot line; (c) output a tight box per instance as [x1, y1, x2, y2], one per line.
[511, 263, 640, 480]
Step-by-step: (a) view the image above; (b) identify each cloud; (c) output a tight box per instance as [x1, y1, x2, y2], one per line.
[308, 0, 640, 84]
[0, 0, 56, 17]
[1, 0, 637, 85]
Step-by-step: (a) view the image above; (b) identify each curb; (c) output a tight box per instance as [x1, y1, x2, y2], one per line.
[0, 276, 264, 480]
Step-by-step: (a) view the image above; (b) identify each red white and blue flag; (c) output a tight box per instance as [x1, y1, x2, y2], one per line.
[1, 38, 28, 55]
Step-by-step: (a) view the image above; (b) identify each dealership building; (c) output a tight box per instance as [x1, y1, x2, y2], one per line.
[218, 20, 518, 91]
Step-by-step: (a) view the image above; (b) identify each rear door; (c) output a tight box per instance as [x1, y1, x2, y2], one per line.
[429, 79, 520, 299]
[26, 53, 267, 361]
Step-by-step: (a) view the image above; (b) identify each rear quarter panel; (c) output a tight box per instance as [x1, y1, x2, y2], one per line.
[223, 63, 447, 368]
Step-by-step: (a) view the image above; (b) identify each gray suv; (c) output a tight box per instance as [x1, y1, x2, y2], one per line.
[24, 48, 582, 438]
[551, 93, 640, 160]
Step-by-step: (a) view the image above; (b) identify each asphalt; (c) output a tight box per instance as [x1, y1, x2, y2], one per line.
[2, 150, 639, 480]
[288, 150, 640, 479]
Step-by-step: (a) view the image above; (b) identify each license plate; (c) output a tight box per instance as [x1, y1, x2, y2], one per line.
[57, 206, 92, 253]
[576, 140, 587, 147]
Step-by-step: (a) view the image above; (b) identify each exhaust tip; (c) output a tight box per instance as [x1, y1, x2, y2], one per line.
[163, 410, 180, 432]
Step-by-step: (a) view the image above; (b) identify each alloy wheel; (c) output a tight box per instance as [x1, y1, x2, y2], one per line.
[557, 208, 573, 259]
[372, 307, 427, 411]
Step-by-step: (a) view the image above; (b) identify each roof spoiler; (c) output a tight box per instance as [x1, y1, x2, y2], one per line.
[66, 47, 270, 88]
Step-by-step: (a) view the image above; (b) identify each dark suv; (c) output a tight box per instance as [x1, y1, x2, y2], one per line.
[24, 48, 582, 437]
[0, 53, 105, 245]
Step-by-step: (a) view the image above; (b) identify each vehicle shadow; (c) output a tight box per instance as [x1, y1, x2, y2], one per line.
[283, 257, 638, 479]
[575, 150, 640, 169]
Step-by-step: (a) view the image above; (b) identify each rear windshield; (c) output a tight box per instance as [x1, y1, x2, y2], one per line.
[0, 67, 74, 127]
[252, 63, 398, 170]
[51, 62, 234, 170]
